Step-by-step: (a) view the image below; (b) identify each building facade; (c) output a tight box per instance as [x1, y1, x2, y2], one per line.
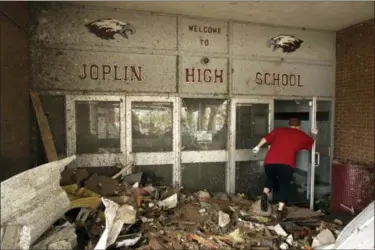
[30, 2, 336, 199]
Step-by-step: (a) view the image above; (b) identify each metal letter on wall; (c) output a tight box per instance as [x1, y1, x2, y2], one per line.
[31, 48, 177, 93]
[179, 17, 228, 53]
[180, 56, 228, 94]
[232, 59, 334, 97]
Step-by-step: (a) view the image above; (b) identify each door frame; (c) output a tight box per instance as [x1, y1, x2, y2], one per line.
[65, 95, 126, 167]
[125, 95, 180, 186]
[179, 96, 229, 190]
[228, 97, 274, 193]
[308, 96, 335, 209]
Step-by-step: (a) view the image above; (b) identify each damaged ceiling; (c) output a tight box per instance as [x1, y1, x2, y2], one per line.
[81, 1, 374, 31]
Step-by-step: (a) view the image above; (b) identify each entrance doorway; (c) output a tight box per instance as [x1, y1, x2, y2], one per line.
[230, 98, 274, 196]
[273, 99, 333, 206]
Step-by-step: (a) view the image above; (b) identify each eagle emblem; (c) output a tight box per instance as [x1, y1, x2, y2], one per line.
[85, 18, 136, 40]
[266, 35, 303, 53]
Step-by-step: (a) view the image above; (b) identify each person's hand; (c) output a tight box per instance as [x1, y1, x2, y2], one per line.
[252, 146, 260, 154]
[311, 127, 318, 135]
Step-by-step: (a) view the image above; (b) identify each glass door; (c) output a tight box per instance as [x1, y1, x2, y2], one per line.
[308, 98, 333, 209]
[66, 95, 126, 167]
[180, 98, 228, 192]
[229, 98, 274, 195]
[125, 96, 179, 186]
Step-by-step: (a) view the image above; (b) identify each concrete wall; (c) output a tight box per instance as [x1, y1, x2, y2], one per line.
[29, 2, 336, 97]
[0, 2, 30, 181]
[335, 19, 374, 164]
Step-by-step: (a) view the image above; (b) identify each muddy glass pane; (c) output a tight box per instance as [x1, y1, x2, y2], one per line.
[132, 102, 173, 152]
[76, 101, 121, 154]
[182, 163, 226, 192]
[235, 161, 266, 199]
[181, 98, 227, 151]
[236, 103, 269, 149]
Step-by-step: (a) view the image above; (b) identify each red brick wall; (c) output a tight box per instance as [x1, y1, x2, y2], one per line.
[335, 19, 374, 164]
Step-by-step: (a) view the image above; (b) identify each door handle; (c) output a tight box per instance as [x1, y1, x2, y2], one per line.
[315, 152, 320, 167]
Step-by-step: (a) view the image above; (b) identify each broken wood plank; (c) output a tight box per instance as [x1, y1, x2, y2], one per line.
[29, 89, 58, 162]
[112, 162, 133, 179]
[188, 233, 219, 249]
[286, 206, 325, 219]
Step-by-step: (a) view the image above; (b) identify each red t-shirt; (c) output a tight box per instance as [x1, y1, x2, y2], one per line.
[263, 127, 314, 169]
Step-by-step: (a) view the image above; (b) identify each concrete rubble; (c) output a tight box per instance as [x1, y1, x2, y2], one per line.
[1, 158, 363, 250]
[1, 156, 76, 247]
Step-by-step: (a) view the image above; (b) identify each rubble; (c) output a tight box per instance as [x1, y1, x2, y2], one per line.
[311, 229, 336, 248]
[0, 156, 75, 246]
[2, 159, 354, 250]
[1, 224, 31, 250]
[31, 222, 76, 250]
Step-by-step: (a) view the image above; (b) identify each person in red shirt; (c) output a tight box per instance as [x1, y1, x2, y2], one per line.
[252, 118, 318, 220]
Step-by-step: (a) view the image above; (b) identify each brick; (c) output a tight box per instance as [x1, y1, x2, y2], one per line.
[335, 19, 374, 164]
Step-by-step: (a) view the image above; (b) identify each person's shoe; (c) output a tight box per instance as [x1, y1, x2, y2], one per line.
[260, 193, 269, 212]
[275, 209, 286, 221]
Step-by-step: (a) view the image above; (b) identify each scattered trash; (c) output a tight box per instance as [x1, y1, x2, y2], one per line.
[31, 222, 77, 250]
[158, 193, 178, 210]
[228, 228, 245, 244]
[280, 242, 289, 249]
[274, 224, 288, 237]
[286, 234, 294, 245]
[94, 198, 119, 250]
[197, 190, 211, 201]
[253, 215, 271, 223]
[333, 219, 343, 226]
[115, 233, 142, 247]
[3, 162, 352, 250]
[311, 229, 336, 248]
[218, 211, 231, 227]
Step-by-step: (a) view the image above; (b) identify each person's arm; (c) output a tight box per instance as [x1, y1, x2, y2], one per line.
[253, 129, 277, 152]
[254, 138, 267, 149]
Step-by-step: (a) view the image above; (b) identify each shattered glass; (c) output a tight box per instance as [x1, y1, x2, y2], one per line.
[181, 98, 228, 151]
[131, 102, 173, 152]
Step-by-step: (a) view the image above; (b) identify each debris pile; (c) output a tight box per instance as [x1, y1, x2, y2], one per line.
[1, 161, 347, 250]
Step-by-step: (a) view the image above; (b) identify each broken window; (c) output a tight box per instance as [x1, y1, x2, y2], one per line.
[181, 98, 227, 151]
[131, 102, 173, 152]
[75, 101, 121, 154]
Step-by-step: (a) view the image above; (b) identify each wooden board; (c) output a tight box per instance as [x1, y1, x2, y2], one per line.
[30, 89, 58, 162]
[286, 206, 325, 219]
